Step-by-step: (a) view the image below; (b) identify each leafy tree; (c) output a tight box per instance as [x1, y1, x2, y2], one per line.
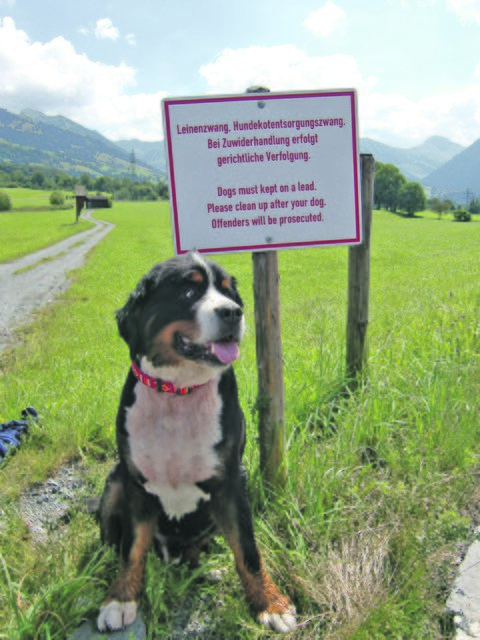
[468, 198, 480, 214]
[110, 177, 123, 193]
[430, 197, 451, 219]
[157, 179, 169, 200]
[31, 170, 46, 188]
[0, 190, 12, 212]
[114, 181, 158, 201]
[114, 188, 131, 201]
[55, 172, 75, 190]
[132, 182, 158, 201]
[94, 175, 112, 193]
[80, 173, 93, 190]
[11, 169, 26, 186]
[374, 162, 407, 212]
[50, 190, 65, 206]
[454, 209, 472, 222]
[398, 182, 426, 217]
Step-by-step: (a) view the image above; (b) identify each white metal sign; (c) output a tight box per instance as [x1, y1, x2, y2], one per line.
[162, 90, 361, 254]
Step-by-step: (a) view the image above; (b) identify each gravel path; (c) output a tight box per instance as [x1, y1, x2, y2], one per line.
[0, 212, 113, 352]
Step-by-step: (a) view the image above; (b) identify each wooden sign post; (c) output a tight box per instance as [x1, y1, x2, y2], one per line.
[252, 249, 286, 488]
[346, 154, 375, 385]
[247, 87, 286, 489]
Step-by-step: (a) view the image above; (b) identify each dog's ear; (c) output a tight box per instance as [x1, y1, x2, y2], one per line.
[115, 295, 136, 345]
[230, 276, 243, 307]
[115, 272, 154, 346]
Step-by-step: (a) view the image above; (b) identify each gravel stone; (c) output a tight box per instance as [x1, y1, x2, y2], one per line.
[19, 464, 89, 543]
[448, 540, 480, 639]
[69, 610, 146, 640]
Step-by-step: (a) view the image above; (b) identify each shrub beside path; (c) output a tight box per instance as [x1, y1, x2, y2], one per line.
[0, 212, 113, 352]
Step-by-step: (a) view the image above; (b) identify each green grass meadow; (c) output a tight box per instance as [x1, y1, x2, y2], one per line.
[0, 188, 93, 262]
[0, 199, 479, 638]
[3, 187, 55, 209]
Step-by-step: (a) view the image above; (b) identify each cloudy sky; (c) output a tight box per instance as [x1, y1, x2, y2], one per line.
[0, 0, 479, 147]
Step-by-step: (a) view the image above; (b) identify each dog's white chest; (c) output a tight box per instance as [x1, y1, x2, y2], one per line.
[126, 381, 222, 519]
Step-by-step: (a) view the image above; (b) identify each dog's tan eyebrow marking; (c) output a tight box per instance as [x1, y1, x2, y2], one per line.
[221, 277, 230, 289]
[186, 269, 204, 283]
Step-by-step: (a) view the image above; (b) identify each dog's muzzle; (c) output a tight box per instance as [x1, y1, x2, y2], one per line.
[175, 303, 244, 366]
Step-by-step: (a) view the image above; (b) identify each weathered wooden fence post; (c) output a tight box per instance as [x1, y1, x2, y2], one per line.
[346, 153, 375, 384]
[246, 86, 286, 490]
[252, 250, 286, 489]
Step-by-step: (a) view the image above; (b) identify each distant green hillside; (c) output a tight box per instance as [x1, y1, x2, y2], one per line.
[1, 106, 477, 201]
[0, 108, 159, 179]
[423, 138, 480, 201]
[116, 139, 166, 175]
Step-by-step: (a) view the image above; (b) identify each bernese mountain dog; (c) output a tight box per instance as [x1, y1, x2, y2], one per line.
[97, 252, 296, 634]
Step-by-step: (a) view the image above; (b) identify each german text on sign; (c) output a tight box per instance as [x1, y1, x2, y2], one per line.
[162, 90, 361, 254]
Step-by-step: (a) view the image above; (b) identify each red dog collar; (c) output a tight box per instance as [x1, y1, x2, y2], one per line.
[131, 362, 204, 396]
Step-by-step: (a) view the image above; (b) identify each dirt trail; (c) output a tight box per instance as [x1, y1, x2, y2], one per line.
[0, 212, 113, 352]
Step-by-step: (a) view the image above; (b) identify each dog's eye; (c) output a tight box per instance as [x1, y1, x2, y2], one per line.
[184, 287, 196, 299]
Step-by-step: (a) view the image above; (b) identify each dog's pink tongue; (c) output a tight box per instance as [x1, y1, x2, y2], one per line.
[211, 341, 240, 364]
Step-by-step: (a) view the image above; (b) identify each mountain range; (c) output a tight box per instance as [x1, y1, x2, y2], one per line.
[359, 136, 465, 181]
[0, 108, 159, 179]
[0, 107, 478, 200]
[421, 138, 480, 202]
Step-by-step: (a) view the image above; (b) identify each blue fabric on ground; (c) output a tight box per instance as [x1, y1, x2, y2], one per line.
[0, 407, 38, 460]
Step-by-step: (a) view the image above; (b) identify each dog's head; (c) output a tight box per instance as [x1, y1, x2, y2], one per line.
[116, 253, 245, 385]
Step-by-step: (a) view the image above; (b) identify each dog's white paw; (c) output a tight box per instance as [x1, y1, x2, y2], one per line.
[259, 605, 297, 633]
[97, 600, 137, 631]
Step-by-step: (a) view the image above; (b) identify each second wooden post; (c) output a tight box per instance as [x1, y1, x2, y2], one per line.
[346, 153, 375, 384]
[252, 250, 286, 489]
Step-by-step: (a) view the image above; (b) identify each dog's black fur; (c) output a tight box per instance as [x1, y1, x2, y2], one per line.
[97, 252, 296, 633]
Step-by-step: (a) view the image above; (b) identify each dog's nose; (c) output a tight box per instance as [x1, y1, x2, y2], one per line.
[215, 305, 243, 326]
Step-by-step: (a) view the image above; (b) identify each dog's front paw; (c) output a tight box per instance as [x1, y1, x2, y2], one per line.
[259, 604, 297, 633]
[97, 600, 137, 631]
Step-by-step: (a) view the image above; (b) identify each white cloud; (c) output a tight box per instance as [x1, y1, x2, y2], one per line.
[95, 17, 120, 41]
[358, 83, 480, 147]
[0, 16, 478, 148]
[446, 0, 480, 23]
[79, 21, 136, 47]
[0, 17, 164, 141]
[199, 43, 480, 146]
[304, 1, 346, 37]
[200, 45, 376, 95]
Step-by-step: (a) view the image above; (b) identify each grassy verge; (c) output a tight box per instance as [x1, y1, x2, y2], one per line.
[0, 204, 478, 638]
[0, 188, 94, 263]
[2, 188, 56, 209]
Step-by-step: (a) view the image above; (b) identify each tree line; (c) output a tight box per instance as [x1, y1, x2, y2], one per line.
[2, 159, 477, 218]
[374, 163, 426, 216]
[0, 162, 169, 202]
[374, 162, 478, 219]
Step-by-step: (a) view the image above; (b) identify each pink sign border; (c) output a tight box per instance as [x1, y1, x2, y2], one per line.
[163, 90, 361, 255]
